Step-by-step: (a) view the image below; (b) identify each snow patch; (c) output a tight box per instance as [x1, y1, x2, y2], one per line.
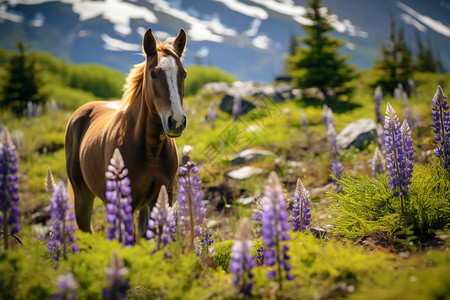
[213, 0, 268, 20]
[397, 1, 450, 37]
[101, 34, 141, 52]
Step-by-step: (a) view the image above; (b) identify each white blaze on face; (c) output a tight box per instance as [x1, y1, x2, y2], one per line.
[159, 56, 184, 127]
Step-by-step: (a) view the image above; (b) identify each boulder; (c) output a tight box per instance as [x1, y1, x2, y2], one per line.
[230, 149, 274, 165]
[219, 94, 256, 116]
[226, 166, 264, 180]
[337, 119, 377, 150]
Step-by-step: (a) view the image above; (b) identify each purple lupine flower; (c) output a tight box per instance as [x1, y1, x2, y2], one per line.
[0, 128, 20, 249]
[327, 123, 339, 160]
[232, 95, 242, 121]
[403, 92, 413, 128]
[207, 103, 218, 124]
[374, 85, 383, 124]
[177, 158, 206, 254]
[102, 251, 129, 300]
[261, 172, 293, 286]
[105, 148, 134, 246]
[384, 104, 414, 212]
[256, 247, 265, 265]
[331, 160, 344, 183]
[45, 168, 56, 194]
[372, 147, 385, 178]
[146, 185, 177, 249]
[323, 104, 335, 129]
[394, 83, 403, 100]
[300, 108, 310, 140]
[47, 181, 79, 260]
[377, 124, 386, 151]
[193, 220, 215, 266]
[431, 86, 450, 169]
[52, 272, 78, 300]
[414, 107, 421, 132]
[230, 218, 255, 296]
[292, 178, 311, 232]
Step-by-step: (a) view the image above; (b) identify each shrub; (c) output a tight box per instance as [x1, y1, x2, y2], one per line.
[185, 65, 236, 96]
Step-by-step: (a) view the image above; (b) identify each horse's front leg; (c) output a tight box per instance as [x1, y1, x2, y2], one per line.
[137, 204, 150, 239]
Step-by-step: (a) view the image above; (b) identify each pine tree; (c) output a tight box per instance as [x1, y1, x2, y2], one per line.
[415, 32, 437, 73]
[287, 0, 355, 102]
[1, 39, 47, 115]
[375, 16, 414, 95]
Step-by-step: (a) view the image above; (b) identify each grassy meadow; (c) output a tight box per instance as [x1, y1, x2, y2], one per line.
[1, 49, 450, 299]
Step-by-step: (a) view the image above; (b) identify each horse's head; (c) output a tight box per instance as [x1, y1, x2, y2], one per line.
[142, 28, 187, 138]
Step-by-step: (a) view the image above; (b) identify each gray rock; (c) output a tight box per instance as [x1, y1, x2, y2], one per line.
[226, 166, 264, 180]
[230, 149, 274, 165]
[337, 119, 377, 150]
[219, 94, 256, 115]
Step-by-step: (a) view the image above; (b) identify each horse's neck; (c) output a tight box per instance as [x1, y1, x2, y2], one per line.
[127, 91, 166, 152]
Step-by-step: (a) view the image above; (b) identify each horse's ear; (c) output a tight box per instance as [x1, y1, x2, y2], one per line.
[143, 28, 157, 58]
[172, 29, 186, 58]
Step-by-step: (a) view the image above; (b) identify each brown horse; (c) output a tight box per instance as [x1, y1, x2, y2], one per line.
[65, 28, 187, 236]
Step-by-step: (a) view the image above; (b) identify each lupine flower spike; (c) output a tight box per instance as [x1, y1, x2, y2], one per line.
[47, 181, 79, 260]
[261, 172, 293, 289]
[146, 185, 177, 250]
[384, 103, 414, 213]
[374, 85, 383, 124]
[372, 147, 385, 179]
[327, 123, 339, 160]
[323, 104, 335, 129]
[193, 220, 215, 267]
[102, 251, 130, 300]
[300, 108, 310, 140]
[230, 218, 255, 296]
[331, 160, 344, 183]
[292, 178, 311, 232]
[431, 86, 450, 169]
[45, 168, 56, 194]
[232, 95, 242, 121]
[105, 148, 134, 246]
[177, 157, 205, 254]
[52, 272, 78, 300]
[0, 128, 20, 250]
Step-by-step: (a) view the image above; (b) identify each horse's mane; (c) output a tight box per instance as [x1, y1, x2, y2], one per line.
[121, 41, 180, 110]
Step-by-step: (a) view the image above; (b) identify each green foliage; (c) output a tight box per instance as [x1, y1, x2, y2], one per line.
[34, 52, 125, 100]
[215, 240, 233, 272]
[1, 40, 48, 115]
[287, 0, 355, 102]
[185, 64, 236, 96]
[328, 165, 450, 239]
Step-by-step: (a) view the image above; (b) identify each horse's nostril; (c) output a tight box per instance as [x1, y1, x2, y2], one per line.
[167, 116, 176, 130]
[182, 116, 187, 129]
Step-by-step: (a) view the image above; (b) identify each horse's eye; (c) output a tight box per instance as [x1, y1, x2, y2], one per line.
[150, 72, 157, 79]
[184, 73, 187, 79]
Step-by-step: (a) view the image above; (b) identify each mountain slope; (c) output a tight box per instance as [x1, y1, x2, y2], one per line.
[1, 0, 449, 82]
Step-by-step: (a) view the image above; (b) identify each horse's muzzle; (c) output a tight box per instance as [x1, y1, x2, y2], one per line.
[166, 115, 186, 137]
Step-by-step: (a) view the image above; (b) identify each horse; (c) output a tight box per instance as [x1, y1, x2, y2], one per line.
[64, 28, 187, 237]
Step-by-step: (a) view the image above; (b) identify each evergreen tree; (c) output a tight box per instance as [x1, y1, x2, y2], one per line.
[287, 0, 355, 102]
[375, 17, 414, 95]
[415, 32, 437, 73]
[1, 39, 47, 115]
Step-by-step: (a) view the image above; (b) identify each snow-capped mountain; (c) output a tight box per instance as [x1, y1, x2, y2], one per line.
[1, 0, 449, 82]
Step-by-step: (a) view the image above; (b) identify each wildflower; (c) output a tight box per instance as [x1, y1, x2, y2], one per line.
[300, 108, 310, 140]
[105, 148, 134, 246]
[323, 104, 335, 129]
[384, 103, 414, 212]
[331, 160, 344, 182]
[394, 83, 403, 100]
[372, 147, 385, 178]
[431, 86, 450, 168]
[374, 85, 383, 124]
[193, 220, 215, 266]
[207, 103, 217, 123]
[327, 123, 339, 159]
[232, 95, 242, 120]
[47, 182, 79, 260]
[45, 167, 56, 194]
[261, 172, 293, 287]
[146, 185, 176, 249]
[0, 128, 20, 249]
[230, 218, 255, 296]
[403, 91, 413, 128]
[102, 251, 129, 300]
[292, 178, 311, 232]
[52, 272, 78, 300]
[177, 158, 205, 254]
[377, 124, 386, 151]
